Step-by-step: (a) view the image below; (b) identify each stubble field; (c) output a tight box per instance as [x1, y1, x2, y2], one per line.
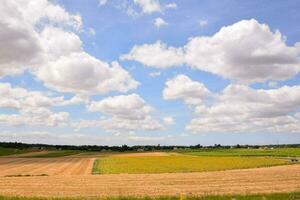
[0, 157, 95, 176]
[0, 150, 299, 199]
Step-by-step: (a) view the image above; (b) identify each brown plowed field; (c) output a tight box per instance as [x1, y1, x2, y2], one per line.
[0, 163, 299, 197]
[0, 157, 94, 176]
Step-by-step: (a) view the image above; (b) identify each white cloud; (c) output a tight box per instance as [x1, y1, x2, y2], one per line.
[199, 19, 208, 27]
[187, 84, 300, 134]
[163, 75, 211, 105]
[0, 130, 169, 145]
[124, 19, 300, 83]
[163, 117, 174, 125]
[76, 94, 164, 133]
[0, 0, 138, 96]
[165, 3, 177, 9]
[149, 71, 161, 77]
[268, 81, 278, 88]
[0, 83, 71, 127]
[88, 28, 96, 36]
[154, 17, 168, 28]
[74, 117, 163, 133]
[121, 41, 185, 68]
[88, 94, 153, 120]
[133, 0, 161, 14]
[185, 19, 300, 83]
[37, 26, 138, 94]
[99, 0, 108, 6]
[0, 1, 42, 77]
[37, 53, 139, 95]
[40, 26, 83, 60]
[0, 0, 83, 78]
[162, 75, 300, 134]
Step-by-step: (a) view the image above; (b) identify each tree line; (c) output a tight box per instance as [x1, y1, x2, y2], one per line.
[0, 142, 299, 152]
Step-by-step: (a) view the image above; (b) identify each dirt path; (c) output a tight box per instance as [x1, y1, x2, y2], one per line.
[0, 164, 299, 197]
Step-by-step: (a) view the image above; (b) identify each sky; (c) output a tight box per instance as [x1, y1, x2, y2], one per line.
[0, 0, 300, 146]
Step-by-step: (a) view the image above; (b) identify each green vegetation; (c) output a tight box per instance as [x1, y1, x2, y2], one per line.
[28, 150, 81, 158]
[0, 147, 31, 156]
[180, 148, 300, 157]
[0, 192, 300, 200]
[93, 155, 289, 174]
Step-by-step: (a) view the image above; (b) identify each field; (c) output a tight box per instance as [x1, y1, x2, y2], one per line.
[93, 154, 289, 174]
[0, 148, 299, 199]
[180, 148, 300, 157]
[0, 147, 32, 157]
[0, 192, 300, 200]
[0, 157, 94, 176]
[0, 163, 300, 197]
[25, 150, 82, 158]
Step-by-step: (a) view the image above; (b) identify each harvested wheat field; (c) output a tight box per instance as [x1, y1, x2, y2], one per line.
[0, 164, 299, 198]
[0, 157, 95, 176]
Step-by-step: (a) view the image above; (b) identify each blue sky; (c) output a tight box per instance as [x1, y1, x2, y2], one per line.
[0, 0, 300, 145]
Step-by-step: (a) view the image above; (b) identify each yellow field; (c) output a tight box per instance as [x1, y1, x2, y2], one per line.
[93, 154, 289, 174]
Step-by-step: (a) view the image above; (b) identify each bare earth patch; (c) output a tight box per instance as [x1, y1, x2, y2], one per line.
[0, 163, 299, 198]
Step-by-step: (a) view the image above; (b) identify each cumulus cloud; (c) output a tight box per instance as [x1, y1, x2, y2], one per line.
[199, 19, 208, 27]
[154, 17, 168, 28]
[149, 71, 161, 77]
[74, 117, 163, 133]
[163, 75, 212, 105]
[0, 0, 83, 77]
[37, 53, 138, 95]
[99, 0, 108, 6]
[88, 94, 153, 120]
[0, 83, 72, 127]
[121, 41, 185, 68]
[0, 0, 138, 95]
[133, 0, 161, 14]
[163, 76, 300, 134]
[77, 94, 163, 133]
[185, 19, 300, 83]
[124, 19, 300, 83]
[165, 3, 177, 9]
[163, 117, 174, 125]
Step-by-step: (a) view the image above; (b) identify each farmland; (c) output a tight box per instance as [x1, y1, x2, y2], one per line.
[0, 147, 32, 157]
[180, 148, 300, 157]
[0, 157, 95, 176]
[0, 192, 300, 200]
[25, 150, 82, 158]
[0, 147, 299, 199]
[0, 163, 300, 198]
[93, 154, 289, 174]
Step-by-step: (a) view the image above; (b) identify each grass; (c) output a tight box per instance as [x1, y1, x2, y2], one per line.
[93, 154, 289, 174]
[27, 150, 82, 158]
[0, 147, 32, 156]
[179, 148, 300, 157]
[0, 192, 300, 199]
